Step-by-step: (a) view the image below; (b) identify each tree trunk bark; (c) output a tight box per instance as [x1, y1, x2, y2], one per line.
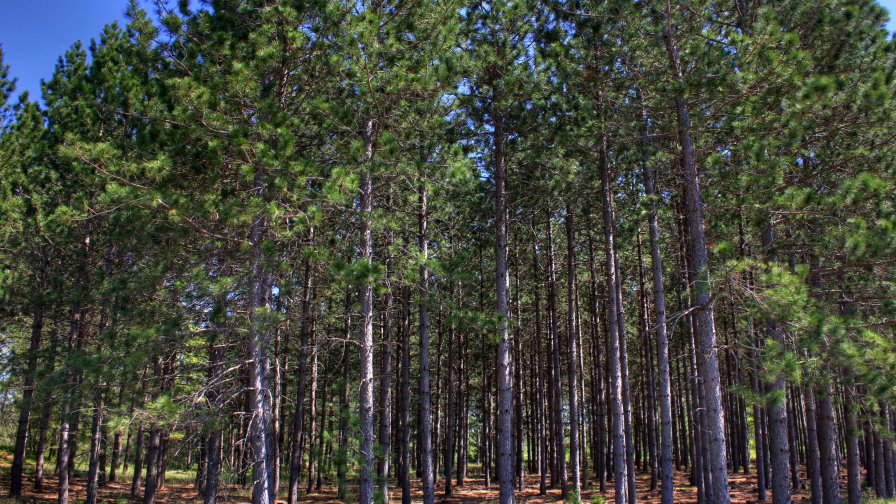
[418, 175, 436, 504]
[379, 225, 395, 501]
[86, 388, 105, 504]
[400, 285, 412, 503]
[143, 424, 162, 504]
[358, 119, 376, 504]
[642, 131, 674, 504]
[546, 212, 566, 496]
[444, 281, 456, 496]
[565, 206, 582, 498]
[760, 221, 794, 504]
[491, 72, 516, 504]
[247, 168, 274, 504]
[804, 387, 822, 504]
[662, 12, 730, 504]
[844, 390, 861, 504]
[288, 249, 314, 504]
[598, 85, 630, 504]
[816, 385, 841, 504]
[10, 296, 44, 497]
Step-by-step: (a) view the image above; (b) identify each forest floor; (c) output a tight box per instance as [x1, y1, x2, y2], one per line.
[0, 460, 845, 504]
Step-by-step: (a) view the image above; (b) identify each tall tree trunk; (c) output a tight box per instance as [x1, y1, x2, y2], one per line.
[10, 293, 44, 497]
[337, 294, 351, 501]
[565, 206, 582, 498]
[86, 388, 105, 504]
[400, 285, 412, 503]
[204, 432, 221, 504]
[288, 248, 314, 504]
[598, 84, 630, 504]
[57, 392, 72, 504]
[816, 385, 841, 504]
[844, 390, 861, 504]
[613, 243, 637, 504]
[761, 221, 793, 504]
[418, 175, 436, 504]
[750, 323, 768, 502]
[492, 71, 516, 504]
[204, 307, 226, 504]
[444, 282, 456, 496]
[143, 424, 162, 504]
[34, 392, 52, 491]
[378, 224, 395, 501]
[358, 119, 376, 504]
[248, 169, 274, 504]
[546, 212, 566, 496]
[661, 11, 731, 504]
[305, 322, 319, 495]
[108, 382, 126, 484]
[533, 231, 549, 496]
[642, 127, 674, 504]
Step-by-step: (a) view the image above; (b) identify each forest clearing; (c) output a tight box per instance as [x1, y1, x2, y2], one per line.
[2, 0, 896, 503]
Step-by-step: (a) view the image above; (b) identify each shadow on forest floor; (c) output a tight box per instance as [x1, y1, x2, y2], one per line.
[0, 463, 849, 503]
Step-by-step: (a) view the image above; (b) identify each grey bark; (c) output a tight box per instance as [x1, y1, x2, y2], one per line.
[565, 206, 582, 498]
[86, 389, 105, 504]
[247, 168, 275, 504]
[761, 221, 793, 504]
[816, 385, 841, 504]
[288, 249, 314, 504]
[844, 391, 861, 504]
[662, 11, 731, 504]
[804, 387, 822, 504]
[400, 285, 412, 503]
[598, 85, 630, 504]
[642, 127, 674, 504]
[418, 176, 435, 504]
[10, 297, 44, 497]
[492, 74, 516, 504]
[444, 282, 456, 496]
[546, 213, 566, 496]
[378, 233, 395, 501]
[358, 119, 376, 504]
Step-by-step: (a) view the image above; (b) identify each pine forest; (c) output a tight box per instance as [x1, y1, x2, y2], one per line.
[2, 0, 896, 503]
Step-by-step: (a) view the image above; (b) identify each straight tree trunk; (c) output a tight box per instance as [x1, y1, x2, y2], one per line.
[844, 390, 861, 504]
[533, 232, 549, 496]
[565, 206, 582, 498]
[816, 384, 841, 504]
[337, 293, 352, 501]
[288, 250, 314, 504]
[34, 395, 52, 491]
[804, 387, 822, 504]
[247, 169, 274, 504]
[642, 130, 674, 504]
[10, 296, 44, 497]
[400, 285, 412, 503]
[761, 221, 793, 504]
[444, 282, 456, 496]
[358, 119, 376, 504]
[751, 325, 768, 502]
[598, 83, 630, 504]
[418, 175, 436, 504]
[86, 388, 105, 504]
[492, 72, 516, 504]
[108, 382, 127, 484]
[546, 212, 566, 496]
[305, 322, 320, 495]
[662, 11, 730, 504]
[144, 425, 162, 504]
[378, 226, 395, 501]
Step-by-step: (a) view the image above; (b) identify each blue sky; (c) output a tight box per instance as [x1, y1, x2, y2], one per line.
[3, 0, 896, 102]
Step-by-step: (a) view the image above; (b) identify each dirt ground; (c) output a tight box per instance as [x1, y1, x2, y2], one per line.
[0, 464, 836, 503]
